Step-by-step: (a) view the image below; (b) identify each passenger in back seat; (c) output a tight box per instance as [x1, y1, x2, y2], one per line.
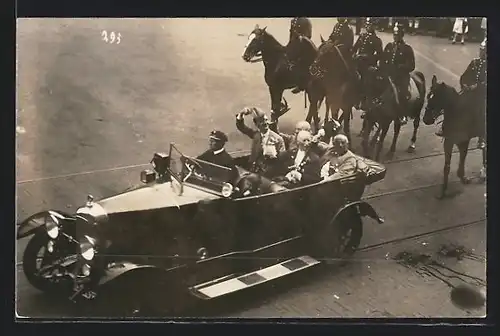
[320, 134, 368, 180]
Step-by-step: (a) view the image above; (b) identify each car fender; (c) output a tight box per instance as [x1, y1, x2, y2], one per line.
[331, 201, 384, 225]
[97, 262, 168, 287]
[16, 210, 70, 240]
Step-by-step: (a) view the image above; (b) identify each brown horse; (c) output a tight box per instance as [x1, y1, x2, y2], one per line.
[241, 25, 326, 127]
[309, 36, 361, 141]
[422, 75, 486, 199]
[360, 68, 426, 161]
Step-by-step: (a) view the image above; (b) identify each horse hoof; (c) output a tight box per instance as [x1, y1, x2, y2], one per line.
[460, 177, 471, 185]
[436, 192, 446, 200]
[407, 145, 416, 153]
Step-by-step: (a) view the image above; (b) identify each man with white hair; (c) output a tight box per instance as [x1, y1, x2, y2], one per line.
[277, 120, 332, 154]
[320, 134, 368, 180]
[276, 130, 322, 187]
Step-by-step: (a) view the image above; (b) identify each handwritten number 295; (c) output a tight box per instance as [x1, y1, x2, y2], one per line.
[101, 30, 121, 44]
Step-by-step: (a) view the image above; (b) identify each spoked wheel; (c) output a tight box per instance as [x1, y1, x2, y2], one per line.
[316, 208, 363, 265]
[22, 232, 71, 293]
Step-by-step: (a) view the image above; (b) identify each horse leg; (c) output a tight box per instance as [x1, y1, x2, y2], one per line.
[361, 119, 373, 158]
[457, 139, 471, 184]
[386, 118, 401, 160]
[407, 110, 420, 153]
[438, 139, 454, 199]
[375, 121, 390, 162]
[342, 105, 352, 142]
[359, 117, 369, 137]
[269, 87, 283, 122]
[369, 122, 381, 149]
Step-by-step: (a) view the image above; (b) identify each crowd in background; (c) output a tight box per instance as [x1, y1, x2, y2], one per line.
[350, 17, 487, 43]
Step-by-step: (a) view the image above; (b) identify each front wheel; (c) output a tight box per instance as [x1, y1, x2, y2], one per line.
[315, 208, 363, 264]
[22, 231, 67, 293]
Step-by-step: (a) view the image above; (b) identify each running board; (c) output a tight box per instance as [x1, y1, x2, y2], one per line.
[189, 256, 320, 300]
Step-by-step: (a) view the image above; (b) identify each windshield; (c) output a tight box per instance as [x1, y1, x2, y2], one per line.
[167, 143, 233, 196]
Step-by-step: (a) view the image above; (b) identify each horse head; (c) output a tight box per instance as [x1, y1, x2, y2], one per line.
[242, 24, 268, 63]
[309, 38, 337, 79]
[423, 75, 451, 125]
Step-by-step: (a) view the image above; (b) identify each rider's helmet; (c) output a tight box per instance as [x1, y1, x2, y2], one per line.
[393, 23, 405, 37]
[365, 17, 375, 31]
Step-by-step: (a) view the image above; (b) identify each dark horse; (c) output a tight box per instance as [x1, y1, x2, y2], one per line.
[241, 25, 325, 128]
[360, 68, 426, 162]
[309, 36, 361, 141]
[422, 75, 486, 199]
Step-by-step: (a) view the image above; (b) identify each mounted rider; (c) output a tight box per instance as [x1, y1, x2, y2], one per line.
[437, 39, 486, 148]
[352, 17, 383, 110]
[329, 17, 355, 51]
[287, 17, 316, 94]
[380, 23, 416, 125]
[289, 17, 312, 40]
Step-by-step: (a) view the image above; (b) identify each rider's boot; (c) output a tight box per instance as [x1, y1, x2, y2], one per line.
[398, 90, 410, 125]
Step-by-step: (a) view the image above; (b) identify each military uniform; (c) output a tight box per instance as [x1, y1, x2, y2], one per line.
[380, 25, 415, 121]
[290, 17, 312, 40]
[459, 40, 487, 147]
[329, 19, 354, 51]
[352, 21, 383, 108]
[288, 17, 316, 94]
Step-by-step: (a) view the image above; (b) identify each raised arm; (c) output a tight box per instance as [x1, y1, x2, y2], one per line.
[235, 112, 257, 139]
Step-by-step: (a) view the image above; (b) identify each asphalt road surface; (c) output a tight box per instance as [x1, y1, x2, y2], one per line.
[16, 18, 487, 318]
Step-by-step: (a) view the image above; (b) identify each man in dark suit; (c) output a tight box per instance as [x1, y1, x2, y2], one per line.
[276, 130, 322, 187]
[197, 130, 235, 169]
[236, 107, 285, 177]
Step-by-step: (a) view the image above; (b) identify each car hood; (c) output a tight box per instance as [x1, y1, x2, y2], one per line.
[95, 181, 220, 215]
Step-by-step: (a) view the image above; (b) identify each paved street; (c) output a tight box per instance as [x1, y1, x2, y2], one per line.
[15, 18, 486, 318]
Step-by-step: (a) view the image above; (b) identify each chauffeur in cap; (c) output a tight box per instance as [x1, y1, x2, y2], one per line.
[236, 107, 285, 176]
[196, 130, 236, 170]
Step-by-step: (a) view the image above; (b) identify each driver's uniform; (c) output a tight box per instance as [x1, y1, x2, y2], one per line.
[196, 148, 236, 170]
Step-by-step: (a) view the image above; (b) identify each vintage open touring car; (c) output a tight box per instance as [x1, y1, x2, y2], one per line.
[17, 143, 386, 316]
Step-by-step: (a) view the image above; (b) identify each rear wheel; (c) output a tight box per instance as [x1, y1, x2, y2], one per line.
[315, 207, 363, 264]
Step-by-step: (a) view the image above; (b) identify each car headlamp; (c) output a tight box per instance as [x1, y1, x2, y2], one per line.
[221, 183, 234, 198]
[79, 235, 97, 261]
[46, 215, 60, 239]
